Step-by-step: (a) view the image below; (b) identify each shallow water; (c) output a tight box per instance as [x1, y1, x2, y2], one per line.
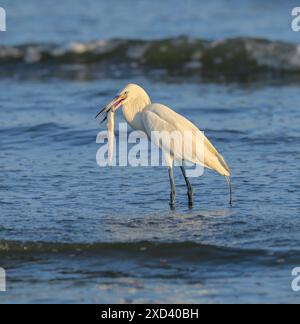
[0, 78, 299, 303]
[1, 0, 300, 304]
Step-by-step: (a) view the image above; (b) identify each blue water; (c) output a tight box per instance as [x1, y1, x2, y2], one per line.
[0, 0, 300, 304]
[1, 0, 300, 44]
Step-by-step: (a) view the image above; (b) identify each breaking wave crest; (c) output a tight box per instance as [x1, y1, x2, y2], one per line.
[0, 240, 299, 266]
[2, 37, 300, 80]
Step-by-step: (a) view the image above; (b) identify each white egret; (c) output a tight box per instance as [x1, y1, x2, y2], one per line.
[96, 84, 232, 207]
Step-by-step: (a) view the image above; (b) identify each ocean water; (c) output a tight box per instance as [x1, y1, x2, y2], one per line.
[0, 0, 300, 304]
[1, 0, 300, 44]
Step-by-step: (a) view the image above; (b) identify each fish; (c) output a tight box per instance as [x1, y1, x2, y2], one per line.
[107, 110, 115, 167]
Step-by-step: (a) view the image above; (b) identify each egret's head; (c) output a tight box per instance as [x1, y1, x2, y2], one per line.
[96, 84, 150, 120]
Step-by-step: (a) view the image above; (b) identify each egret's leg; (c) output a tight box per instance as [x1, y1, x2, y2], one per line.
[168, 167, 176, 207]
[225, 176, 233, 206]
[180, 165, 193, 205]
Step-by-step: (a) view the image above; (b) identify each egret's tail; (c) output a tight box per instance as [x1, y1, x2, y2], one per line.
[216, 153, 231, 177]
[225, 176, 233, 206]
[203, 136, 231, 177]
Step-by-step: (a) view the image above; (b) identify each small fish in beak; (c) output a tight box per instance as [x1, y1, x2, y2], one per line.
[95, 96, 117, 123]
[96, 93, 127, 167]
[107, 110, 115, 167]
[95, 93, 127, 123]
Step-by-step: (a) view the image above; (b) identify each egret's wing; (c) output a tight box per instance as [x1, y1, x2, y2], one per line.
[142, 103, 230, 176]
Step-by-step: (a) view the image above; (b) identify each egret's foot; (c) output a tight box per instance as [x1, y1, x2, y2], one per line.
[188, 197, 194, 209]
[169, 202, 176, 211]
[187, 188, 193, 205]
[169, 192, 176, 208]
[169, 200, 176, 210]
[169, 200, 176, 207]
[168, 166, 176, 209]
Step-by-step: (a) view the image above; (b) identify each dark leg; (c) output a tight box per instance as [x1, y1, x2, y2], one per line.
[168, 167, 176, 207]
[225, 176, 233, 206]
[180, 165, 194, 206]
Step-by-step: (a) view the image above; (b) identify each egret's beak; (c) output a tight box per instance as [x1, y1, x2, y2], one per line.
[95, 93, 127, 121]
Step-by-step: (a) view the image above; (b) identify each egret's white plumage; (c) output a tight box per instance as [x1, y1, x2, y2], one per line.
[97, 83, 232, 206]
[141, 104, 230, 177]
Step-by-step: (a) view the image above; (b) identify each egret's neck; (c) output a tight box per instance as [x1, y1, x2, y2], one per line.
[122, 95, 151, 130]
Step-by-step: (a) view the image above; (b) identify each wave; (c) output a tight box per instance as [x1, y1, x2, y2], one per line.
[1, 37, 300, 80]
[0, 240, 299, 265]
